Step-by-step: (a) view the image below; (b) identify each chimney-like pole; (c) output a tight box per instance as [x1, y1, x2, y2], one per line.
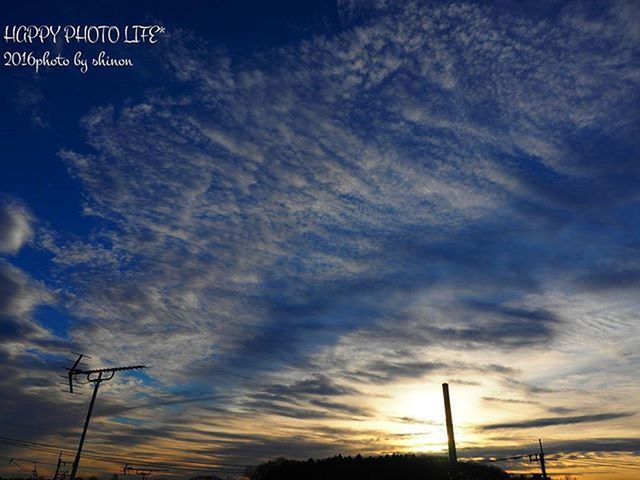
[442, 383, 457, 464]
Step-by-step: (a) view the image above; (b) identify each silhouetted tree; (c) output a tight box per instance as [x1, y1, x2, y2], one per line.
[250, 454, 510, 480]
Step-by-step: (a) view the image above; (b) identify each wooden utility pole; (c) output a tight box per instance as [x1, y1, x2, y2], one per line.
[442, 383, 457, 464]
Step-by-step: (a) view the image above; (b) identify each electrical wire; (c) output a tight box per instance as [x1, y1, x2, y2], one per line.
[0, 436, 253, 469]
[0, 439, 251, 476]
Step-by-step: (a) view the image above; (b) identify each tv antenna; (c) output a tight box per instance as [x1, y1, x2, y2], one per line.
[64, 353, 146, 480]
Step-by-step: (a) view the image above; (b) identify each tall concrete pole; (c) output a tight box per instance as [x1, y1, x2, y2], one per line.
[442, 383, 457, 464]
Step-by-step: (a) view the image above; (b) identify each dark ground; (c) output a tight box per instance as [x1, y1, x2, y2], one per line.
[249, 454, 511, 480]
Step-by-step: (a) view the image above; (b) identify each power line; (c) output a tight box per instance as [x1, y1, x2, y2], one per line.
[0, 448, 249, 476]
[1, 455, 111, 473]
[549, 456, 640, 470]
[547, 453, 640, 466]
[478, 438, 548, 480]
[8, 434, 639, 472]
[0, 438, 252, 475]
[0, 449, 249, 477]
[0, 432, 346, 461]
[0, 436, 254, 469]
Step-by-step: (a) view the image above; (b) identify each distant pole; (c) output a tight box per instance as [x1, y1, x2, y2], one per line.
[538, 439, 548, 480]
[53, 452, 62, 480]
[442, 383, 457, 464]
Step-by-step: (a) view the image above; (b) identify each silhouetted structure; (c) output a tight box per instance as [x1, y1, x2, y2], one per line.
[537, 439, 547, 480]
[489, 440, 549, 479]
[122, 465, 153, 480]
[442, 383, 457, 465]
[250, 454, 508, 480]
[63, 354, 146, 480]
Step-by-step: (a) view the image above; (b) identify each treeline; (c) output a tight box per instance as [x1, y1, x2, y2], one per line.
[249, 454, 510, 480]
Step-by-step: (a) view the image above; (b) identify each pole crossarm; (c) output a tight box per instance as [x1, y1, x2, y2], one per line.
[66, 354, 145, 392]
[123, 463, 154, 479]
[81, 365, 147, 375]
[490, 453, 538, 462]
[484, 439, 548, 480]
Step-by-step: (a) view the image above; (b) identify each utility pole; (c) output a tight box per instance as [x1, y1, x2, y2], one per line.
[64, 354, 146, 480]
[53, 452, 62, 480]
[538, 438, 548, 480]
[442, 383, 457, 464]
[123, 464, 154, 480]
[52, 451, 72, 480]
[70, 370, 102, 480]
[488, 440, 549, 479]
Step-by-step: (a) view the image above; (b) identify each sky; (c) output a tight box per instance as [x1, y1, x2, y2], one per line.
[1, 1, 639, 479]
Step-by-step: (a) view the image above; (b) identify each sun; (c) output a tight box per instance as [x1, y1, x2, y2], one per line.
[371, 381, 485, 453]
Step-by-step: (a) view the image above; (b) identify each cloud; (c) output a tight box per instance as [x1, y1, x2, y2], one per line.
[479, 412, 636, 430]
[482, 396, 537, 405]
[37, 230, 128, 269]
[392, 416, 441, 426]
[460, 437, 640, 458]
[0, 201, 33, 254]
[234, 375, 371, 421]
[264, 375, 359, 397]
[238, 397, 371, 421]
[0, 262, 40, 318]
[350, 360, 447, 383]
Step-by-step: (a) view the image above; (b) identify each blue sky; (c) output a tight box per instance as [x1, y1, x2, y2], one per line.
[1, 1, 639, 479]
